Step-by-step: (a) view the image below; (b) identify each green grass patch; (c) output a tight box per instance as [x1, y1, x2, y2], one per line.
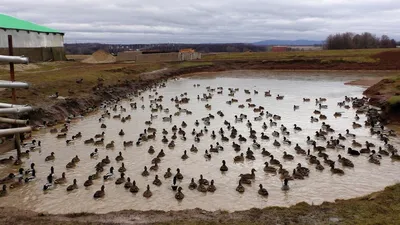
[172, 61, 214, 69]
[388, 96, 400, 105]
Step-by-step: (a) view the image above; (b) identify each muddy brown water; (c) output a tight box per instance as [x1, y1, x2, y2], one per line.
[0, 70, 399, 214]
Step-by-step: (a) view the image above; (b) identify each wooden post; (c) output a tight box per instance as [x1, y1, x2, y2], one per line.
[8, 35, 21, 160]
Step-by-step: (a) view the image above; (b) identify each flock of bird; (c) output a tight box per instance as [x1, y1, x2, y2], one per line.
[1, 80, 400, 203]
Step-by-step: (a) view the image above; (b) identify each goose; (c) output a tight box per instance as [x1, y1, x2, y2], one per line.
[338, 155, 354, 167]
[220, 160, 228, 171]
[153, 175, 162, 186]
[330, 163, 344, 175]
[66, 179, 78, 191]
[347, 148, 360, 156]
[294, 124, 302, 131]
[239, 168, 256, 180]
[345, 129, 356, 138]
[115, 152, 124, 162]
[236, 180, 245, 193]
[93, 185, 105, 198]
[103, 167, 115, 180]
[283, 152, 294, 160]
[281, 179, 290, 191]
[54, 172, 67, 185]
[263, 162, 277, 173]
[45, 152, 55, 161]
[258, 184, 269, 196]
[90, 149, 99, 158]
[189, 178, 198, 190]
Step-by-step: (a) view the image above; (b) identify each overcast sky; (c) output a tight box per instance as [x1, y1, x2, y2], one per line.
[2, 0, 400, 44]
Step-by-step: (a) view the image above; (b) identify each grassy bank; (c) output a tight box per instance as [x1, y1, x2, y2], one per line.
[1, 183, 399, 224]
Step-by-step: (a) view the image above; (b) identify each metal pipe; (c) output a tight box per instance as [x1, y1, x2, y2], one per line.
[0, 55, 29, 64]
[0, 106, 33, 114]
[0, 117, 28, 125]
[0, 81, 29, 89]
[0, 126, 31, 136]
[0, 103, 28, 108]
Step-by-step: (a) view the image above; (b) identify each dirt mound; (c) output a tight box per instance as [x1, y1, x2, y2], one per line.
[372, 50, 400, 63]
[82, 50, 116, 64]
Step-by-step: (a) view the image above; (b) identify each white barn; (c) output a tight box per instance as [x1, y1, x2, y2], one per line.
[0, 14, 66, 62]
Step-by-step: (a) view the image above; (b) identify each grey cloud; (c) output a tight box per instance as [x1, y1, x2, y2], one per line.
[2, 0, 400, 43]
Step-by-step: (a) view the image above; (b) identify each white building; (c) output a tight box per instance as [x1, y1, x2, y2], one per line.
[0, 14, 65, 62]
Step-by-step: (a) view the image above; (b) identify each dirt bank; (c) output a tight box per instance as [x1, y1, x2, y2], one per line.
[1, 183, 399, 224]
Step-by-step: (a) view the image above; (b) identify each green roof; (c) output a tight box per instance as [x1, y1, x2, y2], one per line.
[0, 14, 63, 34]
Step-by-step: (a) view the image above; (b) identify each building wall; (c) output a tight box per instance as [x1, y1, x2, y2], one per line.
[0, 47, 66, 62]
[116, 51, 142, 61]
[179, 52, 202, 61]
[117, 51, 201, 62]
[0, 29, 64, 48]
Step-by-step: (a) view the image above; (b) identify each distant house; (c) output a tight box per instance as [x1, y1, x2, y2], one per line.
[0, 14, 66, 62]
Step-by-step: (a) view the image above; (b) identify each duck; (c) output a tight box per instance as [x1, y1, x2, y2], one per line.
[204, 150, 211, 159]
[175, 187, 185, 200]
[162, 115, 172, 122]
[352, 140, 362, 148]
[283, 137, 291, 145]
[207, 180, 216, 192]
[262, 123, 268, 130]
[176, 168, 183, 180]
[130, 181, 139, 193]
[84, 176, 93, 187]
[378, 147, 389, 156]
[123, 177, 132, 189]
[9, 177, 24, 189]
[93, 185, 105, 198]
[239, 168, 256, 180]
[234, 153, 244, 162]
[102, 156, 111, 164]
[197, 183, 207, 193]
[269, 155, 281, 165]
[24, 169, 36, 183]
[258, 184, 269, 196]
[168, 141, 175, 148]
[273, 140, 281, 147]
[45, 152, 55, 161]
[294, 124, 302, 131]
[263, 162, 277, 173]
[90, 148, 99, 158]
[283, 152, 294, 160]
[330, 163, 344, 175]
[54, 172, 67, 184]
[115, 173, 126, 185]
[103, 167, 115, 180]
[141, 166, 150, 177]
[313, 143, 326, 152]
[352, 122, 362, 129]
[66, 160, 76, 169]
[292, 169, 304, 180]
[94, 138, 104, 145]
[316, 161, 325, 171]
[360, 146, 371, 154]
[84, 138, 95, 144]
[94, 132, 105, 139]
[43, 176, 54, 191]
[345, 129, 356, 138]
[238, 135, 247, 142]
[153, 175, 162, 186]
[296, 163, 310, 177]
[198, 174, 209, 185]
[189, 178, 198, 190]
[390, 152, 400, 161]
[347, 147, 360, 156]
[306, 136, 316, 145]
[338, 155, 354, 167]
[66, 179, 78, 191]
[105, 141, 115, 149]
[252, 140, 261, 149]
[115, 152, 124, 162]
[220, 160, 228, 171]
[368, 155, 381, 165]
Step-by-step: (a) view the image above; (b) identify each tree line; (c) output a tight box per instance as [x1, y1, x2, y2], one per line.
[325, 32, 397, 50]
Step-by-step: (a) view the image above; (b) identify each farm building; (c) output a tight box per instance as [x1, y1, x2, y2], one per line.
[0, 14, 66, 62]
